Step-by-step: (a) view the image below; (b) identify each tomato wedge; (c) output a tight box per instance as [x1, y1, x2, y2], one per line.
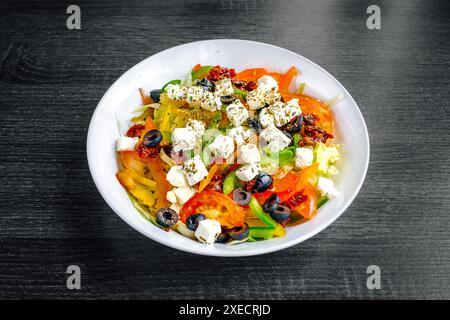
[289, 183, 318, 219]
[179, 191, 244, 228]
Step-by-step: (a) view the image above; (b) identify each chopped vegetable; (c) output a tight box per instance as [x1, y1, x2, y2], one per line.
[249, 196, 277, 228]
[191, 65, 213, 80]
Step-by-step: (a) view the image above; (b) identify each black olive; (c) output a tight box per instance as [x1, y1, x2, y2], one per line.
[156, 208, 178, 228]
[284, 132, 293, 146]
[252, 172, 273, 193]
[143, 129, 162, 147]
[247, 116, 262, 133]
[228, 223, 249, 240]
[215, 229, 230, 243]
[232, 188, 252, 206]
[195, 78, 214, 91]
[186, 213, 206, 231]
[220, 95, 235, 104]
[263, 194, 280, 213]
[270, 205, 291, 224]
[285, 115, 303, 133]
[150, 89, 161, 103]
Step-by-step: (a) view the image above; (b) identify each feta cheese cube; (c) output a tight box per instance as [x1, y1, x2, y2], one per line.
[171, 127, 196, 152]
[259, 108, 275, 128]
[235, 163, 261, 181]
[257, 75, 278, 90]
[195, 219, 221, 244]
[227, 127, 255, 146]
[186, 119, 205, 139]
[317, 177, 335, 196]
[173, 186, 196, 205]
[208, 134, 235, 160]
[170, 202, 182, 213]
[295, 147, 314, 168]
[260, 127, 291, 152]
[268, 101, 302, 127]
[166, 165, 189, 187]
[261, 87, 282, 106]
[226, 99, 249, 127]
[166, 84, 187, 101]
[246, 89, 267, 110]
[183, 155, 208, 186]
[186, 86, 205, 106]
[286, 98, 302, 112]
[239, 144, 261, 164]
[166, 190, 177, 204]
[246, 87, 281, 110]
[214, 78, 234, 96]
[116, 136, 139, 152]
[201, 91, 222, 112]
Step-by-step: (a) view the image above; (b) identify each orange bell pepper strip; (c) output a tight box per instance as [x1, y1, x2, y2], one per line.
[138, 88, 153, 105]
[198, 163, 220, 192]
[141, 157, 170, 208]
[278, 66, 299, 93]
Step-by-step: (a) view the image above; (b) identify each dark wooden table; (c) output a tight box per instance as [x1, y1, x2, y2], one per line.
[0, 0, 449, 299]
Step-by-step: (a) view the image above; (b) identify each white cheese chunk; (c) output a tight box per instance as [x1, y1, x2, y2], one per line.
[201, 91, 222, 111]
[183, 155, 208, 186]
[260, 127, 291, 152]
[186, 86, 205, 106]
[214, 78, 234, 96]
[172, 186, 196, 205]
[226, 99, 249, 127]
[257, 75, 278, 90]
[208, 134, 235, 160]
[239, 143, 261, 164]
[171, 127, 196, 152]
[286, 98, 302, 112]
[166, 84, 187, 101]
[195, 219, 221, 244]
[235, 163, 261, 181]
[186, 119, 205, 139]
[166, 190, 177, 204]
[246, 86, 281, 110]
[317, 177, 335, 196]
[259, 108, 275, 128]
[227, 126, 255, 146]
[170, 203, 182, 213]
[267, 100, 302, 127]
[116, 136, 139, 152]
[166, 165, 189, 187]
[295, 147, 314, 168]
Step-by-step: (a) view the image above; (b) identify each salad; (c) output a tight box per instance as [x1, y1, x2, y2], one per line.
[116, 64, 341, 245]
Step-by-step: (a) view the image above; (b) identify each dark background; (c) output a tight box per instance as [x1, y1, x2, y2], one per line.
[0, 0, 449, 299]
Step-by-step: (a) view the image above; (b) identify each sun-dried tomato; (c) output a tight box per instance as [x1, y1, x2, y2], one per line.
[299, 113, 333, 146]
[126, 124, 145, 138]
[244, 179, 257, 192]
[244, 81, 257, 91]
[284, 191, 308, 208]
[207, 65, 236, 81]
[136, 142, 160, 158]
[204, 173, 224, 192]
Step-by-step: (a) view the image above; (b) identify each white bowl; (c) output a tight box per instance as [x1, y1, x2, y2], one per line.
[87, 39, 369, 257]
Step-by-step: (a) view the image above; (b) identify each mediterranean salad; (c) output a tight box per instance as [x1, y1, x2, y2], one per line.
[116, 64, 341, 245]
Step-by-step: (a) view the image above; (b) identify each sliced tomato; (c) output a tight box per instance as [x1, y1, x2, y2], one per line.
[179, 191, 244, 228]
[290, 183, 317, 220]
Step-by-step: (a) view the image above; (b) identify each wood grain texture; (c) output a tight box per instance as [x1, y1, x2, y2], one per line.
[0, 0, 449, 299]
